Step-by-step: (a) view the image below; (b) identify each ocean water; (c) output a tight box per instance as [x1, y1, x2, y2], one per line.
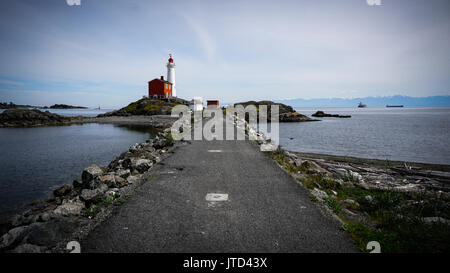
[0, 123, 154, 222]
[278, 107, 450, 165]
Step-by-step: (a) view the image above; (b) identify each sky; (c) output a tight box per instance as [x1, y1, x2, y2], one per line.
[0, 0, 449, 108]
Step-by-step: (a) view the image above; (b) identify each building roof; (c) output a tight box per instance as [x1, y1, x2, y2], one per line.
[149, 78, 172, 84]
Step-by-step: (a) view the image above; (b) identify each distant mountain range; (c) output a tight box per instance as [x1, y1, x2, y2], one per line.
[274, 95, 450, 107]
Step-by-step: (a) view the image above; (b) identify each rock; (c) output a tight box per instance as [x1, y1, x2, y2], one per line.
[53, 184, 73, 197]
[133, 159, 153, 173]
[80, 188, 104, 204]
[10, 243, 46, 253]
[348, 170, 363, 182]
[39, 212, 51, 222]
[11, 215, 25, 227]
[22, 215, 38, 225]
[98, 174, 116, 188]
[311, 188, 328, 201]
[333, 168, 349, 179]
[0, 109, 74, 128]
[115, 176, 127, 187]
[72, 178, 83, 189]
[97, 97, 189, 117]
[45, 197, 56, 203]
[302, 160, 331, 176]
[24, 217, 88, 248]
[422, 217, 450, 225]
[81, 164, 104, 188]
[122, 158, 137, 169]
[116, 169, 131, 179]
[279, 111, 316, 122]
[106, 189, 120, 198]
[53, 198, 85, 217]
[260, 141, 278, 151]
[365, 195, 373, 203]
[29, 200, 40, 206]
[342, 199, 360, 208]
[126, 175, 140, 185]
[0, 226, 28, 250]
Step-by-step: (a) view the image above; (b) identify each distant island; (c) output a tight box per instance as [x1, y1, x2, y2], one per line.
[42, 104, 87, 109]
[275, 95, 450, 107]
[0, 102, 39, 109]
[312, 111, 351, 118]
[1, 102, 88, 110]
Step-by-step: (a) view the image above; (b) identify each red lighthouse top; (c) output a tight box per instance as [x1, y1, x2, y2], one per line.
[168, 54, 174, 63]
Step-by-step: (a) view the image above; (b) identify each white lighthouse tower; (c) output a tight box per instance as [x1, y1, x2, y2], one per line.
[167, 54, 176, 97]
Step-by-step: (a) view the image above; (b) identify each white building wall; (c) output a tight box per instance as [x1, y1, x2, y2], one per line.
[167, 62, 176, 97]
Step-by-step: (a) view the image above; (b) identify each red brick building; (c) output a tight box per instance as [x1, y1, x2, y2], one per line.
[207, 100, 219, 109]
[148, 76, 173, 99]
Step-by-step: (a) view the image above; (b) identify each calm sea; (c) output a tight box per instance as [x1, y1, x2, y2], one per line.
[279, 107, 450, 165]
[0, 113, 155, 222]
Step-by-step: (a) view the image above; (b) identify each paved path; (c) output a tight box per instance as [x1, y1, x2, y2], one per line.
[82, 134, 358, 252]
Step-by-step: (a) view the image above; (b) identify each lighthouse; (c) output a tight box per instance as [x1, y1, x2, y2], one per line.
[167, 54, 176, 97]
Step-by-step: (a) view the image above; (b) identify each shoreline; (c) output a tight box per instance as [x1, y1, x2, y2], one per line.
[0, 117, 179, 253]
[289, 151, 450, 172]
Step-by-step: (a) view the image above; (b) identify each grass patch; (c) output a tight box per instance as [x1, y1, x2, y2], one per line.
[82, 206, 100, 218]
[324, 197, 341, 214]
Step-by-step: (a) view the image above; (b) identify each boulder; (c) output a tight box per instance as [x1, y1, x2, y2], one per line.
[116, 169, 131, 179]
[311, 188, 328, 201]
[114, 176, 127, 187]
[53, 198, 85, 217]
[10, 243, 46, 253]
[80, 186, 107, 204]
[53, 184, 73, 197]
[23, 218, 88, 248]
[126, 175, 140, 185]
[133, 159, 153, 173]
[0, 226, 28, 250]
[81, 164, 104, 188]
[302, 161, 332, 176]
[98, 174, 116, 188]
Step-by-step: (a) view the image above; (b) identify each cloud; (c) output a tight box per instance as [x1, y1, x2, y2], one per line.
[0, 0, 449, 105]
[0, 79, 23, 86]
[180, 13, 216, 61]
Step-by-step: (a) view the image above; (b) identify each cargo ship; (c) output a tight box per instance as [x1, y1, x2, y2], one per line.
[358, 102, 367, 108]
[386, 105, 404, 107]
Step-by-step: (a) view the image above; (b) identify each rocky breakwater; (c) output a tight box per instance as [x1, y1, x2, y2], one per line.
[0, 129, 175, 253]
[233, 100, 318, 122]
[0, 109, 83, 127]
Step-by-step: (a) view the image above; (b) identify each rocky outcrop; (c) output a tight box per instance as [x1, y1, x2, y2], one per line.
[0, 128, 176, 253]
[233, 100, 317, 122]
[46, 104, 87, 109]
[312, 111, 351, 118]
[0, 109, 83, 127]
[98, 97, 189, 117]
